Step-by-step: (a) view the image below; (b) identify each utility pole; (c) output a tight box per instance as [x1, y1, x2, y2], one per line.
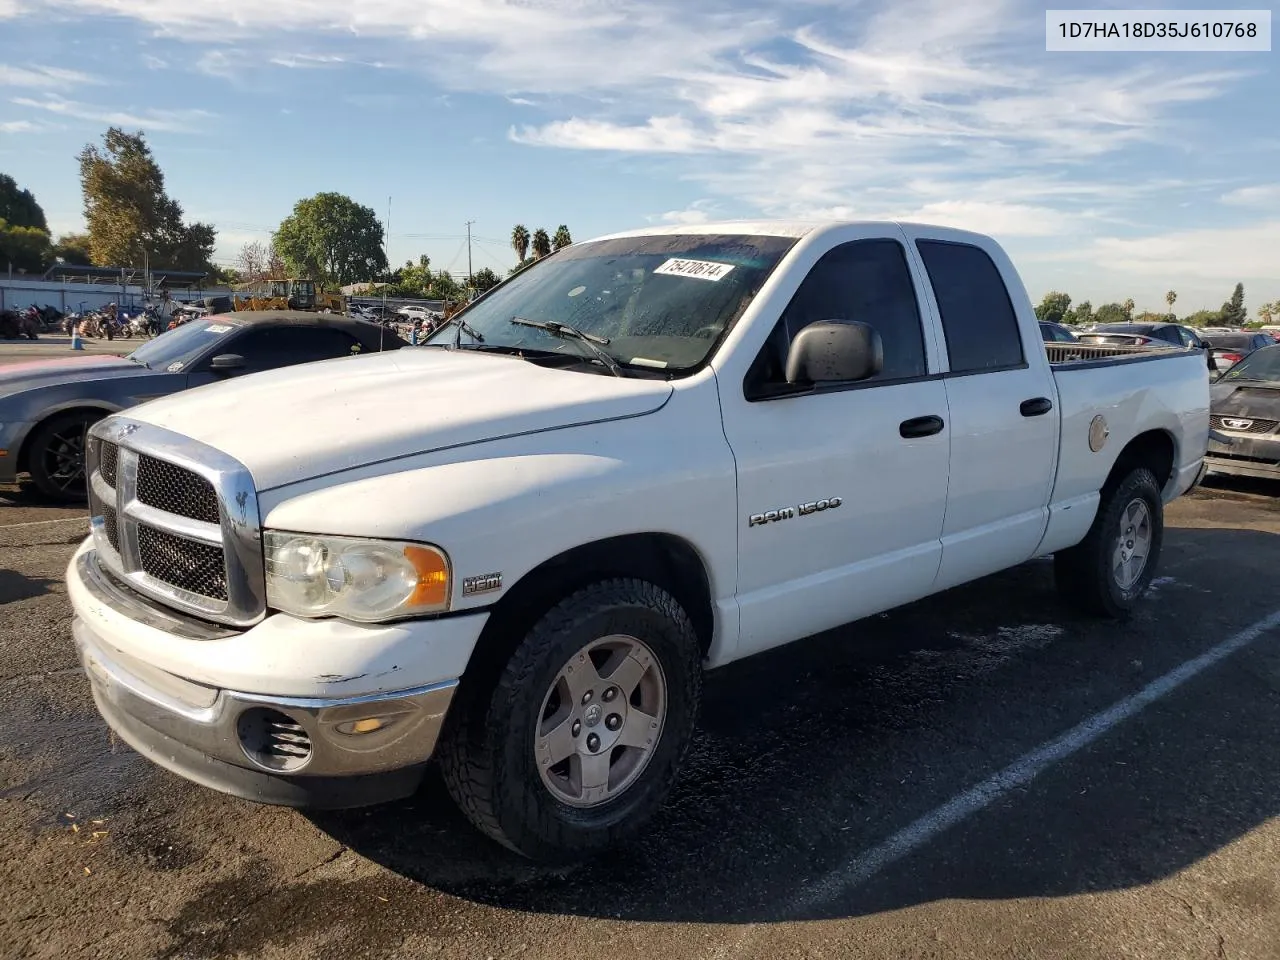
[465, 220, 475, 284]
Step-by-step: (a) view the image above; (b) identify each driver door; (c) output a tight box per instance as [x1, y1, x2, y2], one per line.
[717, 231, 952, 660]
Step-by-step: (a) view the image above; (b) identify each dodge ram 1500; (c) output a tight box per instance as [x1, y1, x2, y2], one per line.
[67, 221, 1209, 861]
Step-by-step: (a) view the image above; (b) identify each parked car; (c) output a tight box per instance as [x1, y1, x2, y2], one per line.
[1039, 321, 1079, 343]
[397, 305, 440, 323]
[1079, 322, 1216, 370]
[1205, 344, 1280, 480]
[1204, 332, 1274, 372]
[0, 311, 406, 500]
[68, 221, 1208, 862]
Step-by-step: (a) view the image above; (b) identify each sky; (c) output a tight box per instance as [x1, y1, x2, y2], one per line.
[0, 0, 1276, 315]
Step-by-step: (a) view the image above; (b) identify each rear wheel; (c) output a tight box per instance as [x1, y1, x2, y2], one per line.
[26, 410, 103, 502]
[439, 578, 702, 861]
[1055, 467, 1163, 618]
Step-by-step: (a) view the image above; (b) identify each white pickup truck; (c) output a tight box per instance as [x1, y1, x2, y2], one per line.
[68, 221, 1209, 861]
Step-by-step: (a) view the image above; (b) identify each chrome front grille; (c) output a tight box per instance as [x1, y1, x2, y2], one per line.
[100, 441, 118, 487]
[1210, 415, 1278, 435]
[138, 525, 228, 601]
[85, 418, 264, 627]
[137, 454, 221, 523]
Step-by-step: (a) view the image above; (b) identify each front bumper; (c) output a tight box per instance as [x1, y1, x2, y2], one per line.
[1205, 436, 1280, 481]
[76, 619, 457, 808]
[0, 419, 32, 483]
[69, 545, 479, 809]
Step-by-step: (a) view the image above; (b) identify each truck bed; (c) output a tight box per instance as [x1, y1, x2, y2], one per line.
[1044, 341, 1189, 366]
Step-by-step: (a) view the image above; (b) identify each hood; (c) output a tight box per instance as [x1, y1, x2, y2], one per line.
[127, 348, 674, 490]
[1211, 381, 1280, 420]
[0, 353, 144, 399]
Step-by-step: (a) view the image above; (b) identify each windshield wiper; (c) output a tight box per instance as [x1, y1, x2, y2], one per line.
[425, 315, 484, 349]
[510, 317, 625, 377]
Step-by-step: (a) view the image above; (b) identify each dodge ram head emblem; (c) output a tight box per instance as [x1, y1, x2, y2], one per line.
[1222, 418, 1253, 430]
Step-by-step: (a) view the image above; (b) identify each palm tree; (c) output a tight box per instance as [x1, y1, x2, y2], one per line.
[531, 227, 552, 259]
[1123, 297, 1135, 321]
[511, 224, 530, 264]
[1165, 289, 1177, 320]
[553, 225, 572, 251]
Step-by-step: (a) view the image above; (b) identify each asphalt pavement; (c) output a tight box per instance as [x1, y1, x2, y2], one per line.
[3, 474, 1280, 960]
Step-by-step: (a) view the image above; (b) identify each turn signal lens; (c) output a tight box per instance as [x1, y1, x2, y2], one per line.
[405, 545, 450, 607]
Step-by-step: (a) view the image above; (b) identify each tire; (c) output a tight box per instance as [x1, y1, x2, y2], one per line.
[439, 578, 702, 862]
[26, 410, 104, 502]
[1055, 467, 1163, 618]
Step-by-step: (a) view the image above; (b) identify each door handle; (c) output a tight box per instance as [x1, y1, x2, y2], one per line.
[899, 415, 945, 438]
[1020, 397, 1053, 417]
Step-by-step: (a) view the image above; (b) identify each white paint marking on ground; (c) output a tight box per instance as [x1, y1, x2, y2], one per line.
[787, 606, 1280, 916]
[0, 516, 89, 529]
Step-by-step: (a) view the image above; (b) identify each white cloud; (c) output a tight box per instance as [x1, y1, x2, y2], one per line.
[1221, 185, 1280, 207]
[649, 200, 722, 225]
[11, 95, 214, 132]
[0, 64, 101, 89]
[1087, 221, 1280, 282]
[0, 119, 36, 132]
[512, 116, 702, 153]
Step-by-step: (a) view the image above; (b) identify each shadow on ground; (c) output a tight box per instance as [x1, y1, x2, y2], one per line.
[310, 524, 1280, 924]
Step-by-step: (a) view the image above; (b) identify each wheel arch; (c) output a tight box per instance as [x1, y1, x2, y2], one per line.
[460, 532, 716, 688]
[1104, 428, 1176, 497]
[16, 402, 119, 473]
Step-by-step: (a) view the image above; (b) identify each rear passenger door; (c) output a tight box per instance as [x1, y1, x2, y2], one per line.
[909, 235, 1060, 592]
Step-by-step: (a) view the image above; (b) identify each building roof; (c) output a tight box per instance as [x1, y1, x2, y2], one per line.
[42, 263, 210, 288]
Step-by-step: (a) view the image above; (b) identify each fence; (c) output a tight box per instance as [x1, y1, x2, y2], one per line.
[0, 278, 230, 314]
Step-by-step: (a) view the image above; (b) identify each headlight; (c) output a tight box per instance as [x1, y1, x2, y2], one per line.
[264, 532, 451, 622]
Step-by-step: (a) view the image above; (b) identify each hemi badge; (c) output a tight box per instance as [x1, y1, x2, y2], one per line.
[462, 572, 502, 596]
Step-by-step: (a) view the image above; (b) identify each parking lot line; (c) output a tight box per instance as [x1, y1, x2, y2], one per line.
[0, 516, 89, 528]
[787, 606, 1280, 917]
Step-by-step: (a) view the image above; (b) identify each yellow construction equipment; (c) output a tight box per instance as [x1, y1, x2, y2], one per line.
[233, 279, 345, 313]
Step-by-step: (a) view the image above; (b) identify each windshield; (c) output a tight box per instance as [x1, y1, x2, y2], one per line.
[127, 318, 241, 372]
[1210, 334, 1259, 350]
[1218, 345, 1280, 383]
[423, 233, 797, 374]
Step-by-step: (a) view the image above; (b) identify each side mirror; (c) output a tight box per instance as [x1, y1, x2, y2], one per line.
[785, 320, 883, 384]
[210, 353, 245, 372]
[1200, 338, 1213, 349]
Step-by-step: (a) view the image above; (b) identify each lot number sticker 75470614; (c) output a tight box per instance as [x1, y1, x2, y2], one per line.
[653, 258, 736, 281]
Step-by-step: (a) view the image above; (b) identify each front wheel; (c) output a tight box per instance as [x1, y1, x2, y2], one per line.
[1055, 467, 1163, 618]
[439, 578, 702, 861]
[26, 410, 103, 501]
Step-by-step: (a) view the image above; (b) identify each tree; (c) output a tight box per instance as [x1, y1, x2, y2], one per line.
[553, 225, 572, 251]
[273, 192, 388, 288]
[469, 266, 500, 294]
[1095, 303, 1129, 325]
[52, 232, 92, 265]
[0, 174, 48, 232]
[426, 269, 462, 302]
[236, 241, 267, 282]
[531, 227, 552, 259]
[1183, 308, 1224, 327]
[1221, 282, 1246, 326]
[1259, 301, 1279, 326]
[78, 127, 216, 271]
[1069, 300, 1092, 326]
[511, 224, 530, 264]
[1165, 290, 1177, 319]
[1122, 298, 1135, 321]
[0, 218, 52, 273]
[1034, 291, 1072, 325]
[213, 265, 240, 285]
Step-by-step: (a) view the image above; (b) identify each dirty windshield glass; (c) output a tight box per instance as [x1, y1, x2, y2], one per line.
[1218, 345, 1280, 383]
[424, 234, 797, 374]
[127, 318, 240, 371]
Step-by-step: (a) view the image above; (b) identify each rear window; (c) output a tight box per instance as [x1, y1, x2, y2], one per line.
[1212, 334, 1262, 350]
[916, 240, 1024, 373]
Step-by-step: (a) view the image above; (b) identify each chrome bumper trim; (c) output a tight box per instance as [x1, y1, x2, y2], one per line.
[75, 619, 459, 779]
[77, 549, 236, 642]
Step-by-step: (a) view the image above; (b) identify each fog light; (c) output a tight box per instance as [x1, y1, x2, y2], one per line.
[337, 717, 387, 735]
